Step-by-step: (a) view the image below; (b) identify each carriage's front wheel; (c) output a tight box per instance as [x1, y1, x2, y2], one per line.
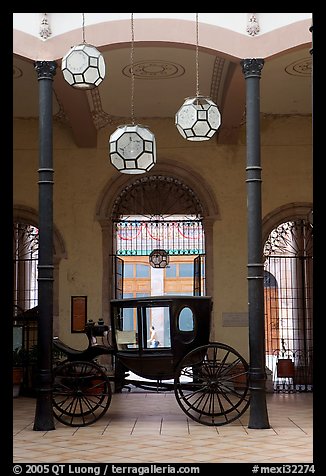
[52, 360, 112, 427]
[174, 343, 250, 426]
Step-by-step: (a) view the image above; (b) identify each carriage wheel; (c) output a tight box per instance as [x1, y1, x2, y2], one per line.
[174, 343, 250, 426]
[52, 360, 112, 427]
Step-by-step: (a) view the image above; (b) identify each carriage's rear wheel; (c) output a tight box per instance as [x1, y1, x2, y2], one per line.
[174, 343, 250, 426]
[52, 360, 112, 426]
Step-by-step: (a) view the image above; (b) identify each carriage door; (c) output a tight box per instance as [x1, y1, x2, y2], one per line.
[264, 219, 313, 392]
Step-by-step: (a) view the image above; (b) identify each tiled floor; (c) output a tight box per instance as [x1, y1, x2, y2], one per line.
[13, 391, 313, 464]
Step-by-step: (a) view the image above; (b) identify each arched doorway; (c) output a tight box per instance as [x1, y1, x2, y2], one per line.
[13, 205, 67, 394]
[112, 175, 206, 300]
[263, 208, 313, 392]
[96, 163, 219, 338]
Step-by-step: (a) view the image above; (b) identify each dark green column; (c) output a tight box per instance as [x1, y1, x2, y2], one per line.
[33, 60, 57, 431]
[241, 58, 270, 429]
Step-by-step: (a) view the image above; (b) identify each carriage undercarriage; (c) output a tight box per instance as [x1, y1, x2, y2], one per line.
[52, 342, 250, 427]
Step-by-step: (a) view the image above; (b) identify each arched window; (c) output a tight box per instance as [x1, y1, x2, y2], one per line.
[13, 222, 39, 312]
[264, 219, 313, 392]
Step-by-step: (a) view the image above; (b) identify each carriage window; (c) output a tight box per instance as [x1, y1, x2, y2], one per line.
[178, 307, 194, 332]
[121, 308, 134, 331]
[114, 306, 138, 350]
[144, 306, 171, 349]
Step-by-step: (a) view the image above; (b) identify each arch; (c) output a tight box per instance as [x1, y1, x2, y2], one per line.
[13, 204, 67, 336]
[111, 176, 204, 219]
[13, 204, 67, 260]
[262, 202, 313, 246]
[263, 202, 313, 392]
[96, 160, 220, 221]
[95, 161, 219, 324]
[13, 17, 311, 62]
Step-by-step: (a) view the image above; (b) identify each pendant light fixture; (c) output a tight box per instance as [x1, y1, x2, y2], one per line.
[109, 13, 156, 174]
[61, 13, 105, 89]
[175, 13, 221, 141]
[149, 249, 169, 269]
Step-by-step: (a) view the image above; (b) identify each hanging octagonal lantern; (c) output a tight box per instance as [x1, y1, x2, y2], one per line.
[61, 43, 105, 89]
[175, 96, 221, 141]
[109, 124, 156, 174]
[149, 249, 169, 268]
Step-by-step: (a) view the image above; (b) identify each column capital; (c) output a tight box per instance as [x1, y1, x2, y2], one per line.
[241, 58, 264, 79]
[34, 60, 57, 80]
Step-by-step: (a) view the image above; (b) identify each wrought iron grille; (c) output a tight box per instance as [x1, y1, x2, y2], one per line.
[115, 219, 205, 256]
[112, 175, 204, 219]
[264, 220, 313, 392]
[13, 222, 39, 395]
[13, 223, 39, 311]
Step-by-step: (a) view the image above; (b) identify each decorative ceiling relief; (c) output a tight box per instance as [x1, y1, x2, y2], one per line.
[246, 14, 260, 36]
[39, 13, 52, 41]
[53, 90, 69, 125]
[122, 60, 185, 79]
[90, 88, 116, 129]
[13, 66, 23, 79]
[210, 57, 229, 106]
[285, 58, 312, 77]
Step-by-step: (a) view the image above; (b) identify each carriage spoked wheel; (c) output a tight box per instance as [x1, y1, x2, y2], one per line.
[52, 360, 112, 427]
[174, 342, 250, 426]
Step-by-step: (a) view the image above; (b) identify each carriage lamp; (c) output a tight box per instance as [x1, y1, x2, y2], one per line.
[175, 13, 221, 141]
[109, 124, 156, 174]
[109, 13, 156, 174]
[61, 14, 105, 89]
[149, 249, 169, 268]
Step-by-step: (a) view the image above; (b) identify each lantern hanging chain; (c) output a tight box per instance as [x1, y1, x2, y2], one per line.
[195, 12, 200, 97]
[82, 13, 86, 43]
[130, 12, 135, 125]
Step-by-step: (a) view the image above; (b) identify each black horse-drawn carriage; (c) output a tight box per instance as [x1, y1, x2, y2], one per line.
[52, 295, 250, 427]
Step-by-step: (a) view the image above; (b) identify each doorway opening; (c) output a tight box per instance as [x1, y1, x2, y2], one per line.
[111, 175, 208, 303]
[107, 174, 210, 384]
[264, 219, 313, 392]
[113, 214, 205, 300]
[13, 222, 39, 395]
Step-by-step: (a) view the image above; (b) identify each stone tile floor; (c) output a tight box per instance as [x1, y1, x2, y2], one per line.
[13, 391, 313, 464]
